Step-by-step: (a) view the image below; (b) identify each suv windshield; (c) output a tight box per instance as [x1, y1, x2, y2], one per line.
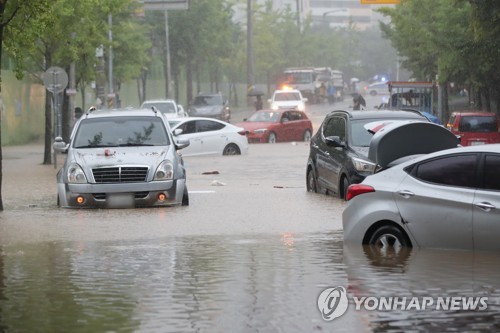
[274, 92, 301, 101]
[73, 116, 170, 148]
[459, 116, 498, 132]
[193, 95, 222, 106]
[350, 119, 377, 147]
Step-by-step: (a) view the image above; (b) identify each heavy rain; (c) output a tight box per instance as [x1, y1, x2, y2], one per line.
[1, 1, 500, 332]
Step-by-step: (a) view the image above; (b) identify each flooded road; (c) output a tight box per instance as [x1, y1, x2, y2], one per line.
[1, 102, 500, 332]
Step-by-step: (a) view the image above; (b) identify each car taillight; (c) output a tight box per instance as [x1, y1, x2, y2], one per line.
[346, 184, 375, 201]
[238, 130, 247, 136]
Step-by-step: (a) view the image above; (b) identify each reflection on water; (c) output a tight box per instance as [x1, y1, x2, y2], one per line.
[0, 235, 500, 332]
[344, 245, 500, 332]
[0, 232, 349, 333]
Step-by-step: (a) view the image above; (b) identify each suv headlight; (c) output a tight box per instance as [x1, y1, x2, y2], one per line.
[253, 128, 267, 134]
[352, 157, 376, 173]
[67, 163, 87, 183]
[154, 160, 174, 180]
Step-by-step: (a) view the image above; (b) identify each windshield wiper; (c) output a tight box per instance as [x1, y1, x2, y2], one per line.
[74, 144, 117, 148]
[118, 143, 155, 146]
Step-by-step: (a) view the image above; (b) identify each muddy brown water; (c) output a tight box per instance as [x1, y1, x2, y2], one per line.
[0, 143, 499, 332]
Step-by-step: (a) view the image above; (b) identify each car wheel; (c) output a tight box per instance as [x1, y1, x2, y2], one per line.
[181, 186, 189, 206]
[303, 129, 312, 142]
[368, 225, 411, 251]
[341, 177, 350, 200]
[306, 168, 317, 193]
[268, 132, 277, 143]
[222, 143, 241, 156]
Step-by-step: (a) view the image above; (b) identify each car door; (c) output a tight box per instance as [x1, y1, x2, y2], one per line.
[174, 120, 201, 156]
[315, 115, 347, 192]
[394, 154, 477, 250]
[278, 111, 294, 141]
[285, 111, 302, 140]
[472, 153, 500, 251]
[194, 119, 226, 155]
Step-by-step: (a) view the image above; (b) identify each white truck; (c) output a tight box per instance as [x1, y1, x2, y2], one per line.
[280, 67, 345, 103]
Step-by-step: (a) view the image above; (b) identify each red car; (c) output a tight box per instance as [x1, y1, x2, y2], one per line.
[236, 109, 313, 143]
[446, 111, 500, 146]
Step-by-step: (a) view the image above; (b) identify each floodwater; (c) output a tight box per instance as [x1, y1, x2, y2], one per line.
[0, 131, 500, 332]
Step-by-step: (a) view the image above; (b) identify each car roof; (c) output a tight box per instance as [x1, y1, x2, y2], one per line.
[142, 99, 176, 104]
[396, 143, 500, 169]
[274, 89, 301, 94]
[167, 116, 228, 123]
[328, 109, 428, 120]
[450, 111, 497, 117]
[83, 108, 163, 119]
[196, 93, 223, 97]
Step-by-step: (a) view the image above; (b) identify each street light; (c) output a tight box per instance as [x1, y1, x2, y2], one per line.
[322, 9, 348, 28]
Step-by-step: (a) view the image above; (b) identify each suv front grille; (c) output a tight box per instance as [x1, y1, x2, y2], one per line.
[92, 166, 149, 183]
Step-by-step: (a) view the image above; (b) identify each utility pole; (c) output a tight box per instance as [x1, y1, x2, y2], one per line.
[246, 0, 254, 100]
[164, 10, 172, 98]
[108, 13, 115, 108]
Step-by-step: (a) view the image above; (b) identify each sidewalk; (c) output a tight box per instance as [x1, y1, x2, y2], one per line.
[1, 143, 59, 209]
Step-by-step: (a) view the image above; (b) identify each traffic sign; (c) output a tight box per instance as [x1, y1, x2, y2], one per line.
[360, 0, 400, 4]
[42, 66, 68, 94]
[142, 0, 189, 10]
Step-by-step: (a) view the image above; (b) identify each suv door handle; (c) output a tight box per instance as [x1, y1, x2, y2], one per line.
[397, 190, 415, 198]
[475, 202, 496, 212]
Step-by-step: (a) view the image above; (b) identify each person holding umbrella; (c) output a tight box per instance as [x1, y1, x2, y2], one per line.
[248, 87, 264, 111]
[352, 93, 366, 110]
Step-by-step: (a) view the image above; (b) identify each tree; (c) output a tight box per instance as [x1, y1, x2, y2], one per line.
[0, 1, 50, 211]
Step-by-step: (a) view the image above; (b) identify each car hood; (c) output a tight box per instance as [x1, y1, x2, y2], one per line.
[190, 105, 220, 115]
[272, 101, 301, 107]
[368, 121, 459, 168]
[234, 121, 275, 131]
[70, 146, 170, 170]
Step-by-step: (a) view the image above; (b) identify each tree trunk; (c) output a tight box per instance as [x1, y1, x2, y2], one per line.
[442, 83, 449, 123]
[186, 55, 193, 104]
[484, 87, 491, 112]
[43, 92, 52, 165]
[0, 3, 4, 211]
[62, 88, 70, 142]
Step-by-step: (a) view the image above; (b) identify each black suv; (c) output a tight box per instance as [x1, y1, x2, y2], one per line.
[188, 93, 231, 122]
[306, 110, 430, 199]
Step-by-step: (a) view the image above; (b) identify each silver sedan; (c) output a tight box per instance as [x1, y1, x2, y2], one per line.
[343, 144, 500, 251]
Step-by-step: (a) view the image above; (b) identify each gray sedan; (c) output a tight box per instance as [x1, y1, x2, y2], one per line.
[343, 144, 500, 251]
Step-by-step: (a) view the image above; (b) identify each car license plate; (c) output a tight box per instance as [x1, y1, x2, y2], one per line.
[106, 193, 135, 208]
[470, 141, 486, 146]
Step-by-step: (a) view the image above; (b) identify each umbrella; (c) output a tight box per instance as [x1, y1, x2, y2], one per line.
[421, 111, 442, 125]
[248, 89, 264, 97]
[351, 93, 366, 107]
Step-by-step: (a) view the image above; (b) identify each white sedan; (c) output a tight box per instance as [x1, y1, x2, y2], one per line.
[168, 117, 249, 156]
[141, 99, 188, 118]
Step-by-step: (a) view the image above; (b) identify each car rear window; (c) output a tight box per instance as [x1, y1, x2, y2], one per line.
[73, 116, 170, 148]
[459, 116, 498, 132]
[193, 95, 222, 106]
[142, 102, 176, 114]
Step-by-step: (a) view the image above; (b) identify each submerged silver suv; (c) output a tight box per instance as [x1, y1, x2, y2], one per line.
[53, 108, 190, 208]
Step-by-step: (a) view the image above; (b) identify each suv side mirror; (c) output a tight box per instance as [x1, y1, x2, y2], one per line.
[175, 138, 190, 150]
[325, 136, 345, 148]
[53, 136, 69, 153]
